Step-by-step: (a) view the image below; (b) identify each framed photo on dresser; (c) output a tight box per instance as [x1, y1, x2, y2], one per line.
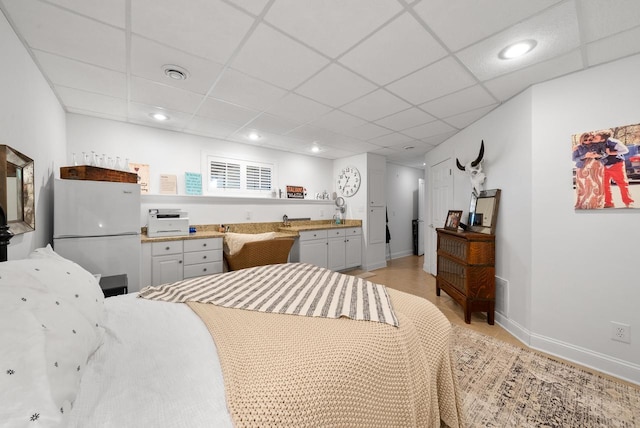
[444, 210, 462, 230]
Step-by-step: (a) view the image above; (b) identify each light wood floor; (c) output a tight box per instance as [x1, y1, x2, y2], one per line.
[366, 255, 526, 347]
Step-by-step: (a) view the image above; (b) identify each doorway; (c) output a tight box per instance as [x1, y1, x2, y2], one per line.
[427, 158, 453, 275]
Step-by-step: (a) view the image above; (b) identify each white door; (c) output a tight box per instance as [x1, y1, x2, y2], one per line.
[428, 159, 453, 275]
[417, 178, 425, 255]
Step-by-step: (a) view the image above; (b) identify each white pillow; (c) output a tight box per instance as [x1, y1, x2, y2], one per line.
[0, 269, 100, 427]
[224, 232, 277, 255]
[27, 245, 105, 333]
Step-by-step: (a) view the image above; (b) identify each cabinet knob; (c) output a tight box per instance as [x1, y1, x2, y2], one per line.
[203, 255, 207, 259]
[178, 260, 182, 264]
[203, 243, 207, 247]
[165, 246, 170, 251]
[203, 268, 207, 272]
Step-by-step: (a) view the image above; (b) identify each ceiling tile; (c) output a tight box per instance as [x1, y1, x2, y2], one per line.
[586, 27, 640, 67]
[45, 0, 126, 28]
[455, 1, 580, 81]
[483, 50, 583, 101]
[209, 68, 288, 111]
[243, 113, 301, 135]
[56, 86, 127, 119]
[35, 50, 126, 98]
[184, 115, 240, 139]
[285, 124, 344, 145]
[227, 0, 270, 16]
[579, 0, 640, 43]
[131, 36, 224, 95]
[2, 0, 126, 71]
[340, 89, 411, 121]
[196, 98, 260, 126]
[443, 105, 496, 129]
[420, 131, 458, 146]
[131, 0, 254, 63]
[264, 0, 402, 57]
[402, 120, 456, 139]
[367, 133, 414, 147]
[231, 23, 330, 90]
[374, 107, 435, 131]
[130, 76, 205, 115]
[420, 85, 496, 118]
[339, 12, 447, 85]
[413, 0, 562, 51]
[386, 56, 476, 105]
[310, 110, 367, 132]
[295, 63, 377, 107]
[342, 123, 393, 140]
[264, 93, 333, 124]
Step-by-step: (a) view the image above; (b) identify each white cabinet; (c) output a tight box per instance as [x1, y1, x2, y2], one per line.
[151, 241, 183, 286]
[299, 230, 328, 268]
[368, 169, 385, 207]
[143, 237, 223, 287]
[300, 228, 362, 271]
[183, 238, 223, 279]
[368, 207, 386, 244]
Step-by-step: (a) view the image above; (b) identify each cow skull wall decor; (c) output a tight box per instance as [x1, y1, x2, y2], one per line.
[456, 140, 486, 196]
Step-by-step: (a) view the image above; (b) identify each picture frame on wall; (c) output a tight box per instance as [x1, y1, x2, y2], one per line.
[444, 210, 463, 230]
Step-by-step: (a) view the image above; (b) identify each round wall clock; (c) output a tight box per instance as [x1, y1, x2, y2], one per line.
[337, 166, 361, 197]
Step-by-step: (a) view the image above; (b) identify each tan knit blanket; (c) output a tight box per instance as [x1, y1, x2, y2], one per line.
[188, 286, 464, 428]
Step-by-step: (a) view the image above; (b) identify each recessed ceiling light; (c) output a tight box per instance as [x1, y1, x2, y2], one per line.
[248, 132, 261, 141]
[403, 145, 415, 150]
[162, 64, 190, 81]
[311, 146, 320, 153]
[498, 39, 537, 60]
[150, 112, 169, 121]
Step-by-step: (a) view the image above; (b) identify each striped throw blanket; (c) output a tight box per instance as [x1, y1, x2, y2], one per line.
[138, 263, 398, 327]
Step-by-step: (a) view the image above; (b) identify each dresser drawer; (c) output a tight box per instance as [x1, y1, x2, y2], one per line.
[299, 230, 328, 241]
[345, 227, 362, 236]
[184, 237, 222, 252]
[151, 241, 183, 256]
[183, 249, 222, 265]
[183, 261, 222, 279]
[327, 228, 346, 238]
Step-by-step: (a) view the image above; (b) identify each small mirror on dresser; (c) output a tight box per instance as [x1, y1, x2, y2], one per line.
[469, 189, 501, 234]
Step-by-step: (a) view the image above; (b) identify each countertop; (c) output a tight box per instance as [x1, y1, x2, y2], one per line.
[141, 220, 362, 243]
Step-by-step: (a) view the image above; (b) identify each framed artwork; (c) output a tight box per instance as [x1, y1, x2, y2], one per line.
[572, 122, 639, 210]
[444, 210, 462, 230]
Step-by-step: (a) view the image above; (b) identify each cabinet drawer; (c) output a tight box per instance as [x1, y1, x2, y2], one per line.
[299, 230, 328, 241]
[327, 228, 346, 238]
[151, 241, 183, 256]
[184, 237, 222, 253]
[345, 227, 362, 236]
[184, 249, 222, 265]
[183, 261, 222, 279]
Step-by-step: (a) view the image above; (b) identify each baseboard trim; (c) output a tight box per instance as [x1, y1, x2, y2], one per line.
[495, 314, 640, 385]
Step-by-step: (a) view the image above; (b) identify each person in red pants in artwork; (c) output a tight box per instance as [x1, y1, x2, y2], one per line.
[593, 130, 635, 208]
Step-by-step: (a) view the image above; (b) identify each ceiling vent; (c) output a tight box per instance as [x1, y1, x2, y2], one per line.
[162, 64, 189, 81]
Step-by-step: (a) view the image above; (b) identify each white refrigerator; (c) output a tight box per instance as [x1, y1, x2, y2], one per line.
[53, 179, 141, 292]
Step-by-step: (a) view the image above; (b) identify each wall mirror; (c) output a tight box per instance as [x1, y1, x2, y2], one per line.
[469, 189, 501, 234]
[0, 145, 35, 235]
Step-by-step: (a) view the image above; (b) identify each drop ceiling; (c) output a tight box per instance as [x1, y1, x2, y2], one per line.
[2, 0, 639, 168]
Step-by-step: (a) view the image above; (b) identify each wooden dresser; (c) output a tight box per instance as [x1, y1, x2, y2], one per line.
[436, 228, 495, 324]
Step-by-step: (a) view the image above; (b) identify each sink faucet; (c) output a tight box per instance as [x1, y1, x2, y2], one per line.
[283, 214, 289, 226]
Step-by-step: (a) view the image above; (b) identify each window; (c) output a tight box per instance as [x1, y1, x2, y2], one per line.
[204, 154, 275, 195]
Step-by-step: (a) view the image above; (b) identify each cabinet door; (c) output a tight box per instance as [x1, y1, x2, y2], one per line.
[327, 237, 346, 271]
[151, 254, 183, 286]
[368, 206, 386, 244]
[369, 170, 385, 206]
[299, 239, 328, 268]
[345, 234, 362, 269]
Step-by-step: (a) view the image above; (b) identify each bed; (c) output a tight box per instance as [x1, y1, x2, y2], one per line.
[0, 246, 463, 428]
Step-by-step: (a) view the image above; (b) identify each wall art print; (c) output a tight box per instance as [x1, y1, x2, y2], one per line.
[572, 122, 640, 210]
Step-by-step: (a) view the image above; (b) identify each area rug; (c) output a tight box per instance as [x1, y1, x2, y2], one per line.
[451, 325, 640, 427]
[343, 268, 376, 279]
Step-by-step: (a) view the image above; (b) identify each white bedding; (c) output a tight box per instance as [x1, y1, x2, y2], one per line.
[67, 294, 233, 428]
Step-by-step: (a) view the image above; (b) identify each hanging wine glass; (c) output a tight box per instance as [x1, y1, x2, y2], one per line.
[123, 158, 130, 172]
[90, 151, 97, 166]
[82, 152, 89, 165]
[114, 156, 122, 170]
[72, 152, 78, 166]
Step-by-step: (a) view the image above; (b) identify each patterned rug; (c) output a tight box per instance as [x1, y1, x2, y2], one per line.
[451, 325, 640, 428]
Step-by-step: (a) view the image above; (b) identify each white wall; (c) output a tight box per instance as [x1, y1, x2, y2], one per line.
[386, 162, 424, 258]
[0, 11, 66, 259]
[66, 114, 338, 226]
[425, 53, 640, 384]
